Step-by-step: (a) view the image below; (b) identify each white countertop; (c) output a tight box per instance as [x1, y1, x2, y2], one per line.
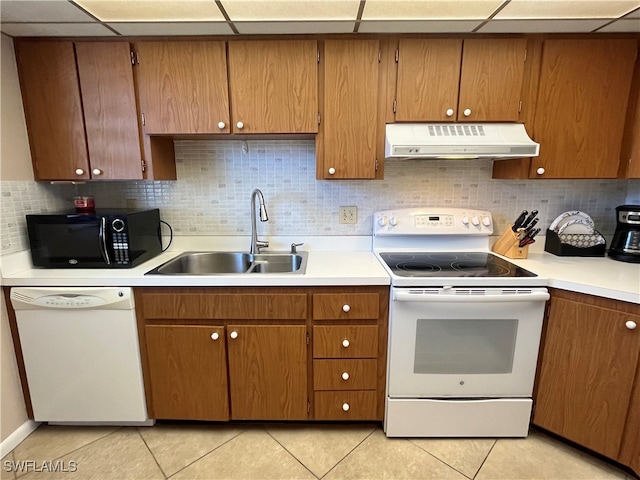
[2, 235, 639, 304]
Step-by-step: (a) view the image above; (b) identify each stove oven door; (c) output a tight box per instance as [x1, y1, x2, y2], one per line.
[387, 287, 549, 398]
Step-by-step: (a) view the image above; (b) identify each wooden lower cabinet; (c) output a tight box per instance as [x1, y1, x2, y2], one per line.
[533, 289, 640, 474]
[135, 286, 389, 423]
[145, 325, 229, 421]
[227, 325, 308, 420]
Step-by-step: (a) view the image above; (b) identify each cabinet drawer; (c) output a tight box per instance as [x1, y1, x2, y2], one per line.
[314, 391, 378, 420]
[313, 326, 378, 358]
[313, 293, 379, 320]
[314, 359, 377, 390]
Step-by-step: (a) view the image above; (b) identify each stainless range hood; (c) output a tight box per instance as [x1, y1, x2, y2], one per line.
[385, 123, 539, 159]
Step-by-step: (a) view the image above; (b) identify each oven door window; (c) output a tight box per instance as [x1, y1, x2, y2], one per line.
[415, 319, 518, 375]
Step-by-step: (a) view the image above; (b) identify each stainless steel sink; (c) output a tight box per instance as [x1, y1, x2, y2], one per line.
[146, 251, 308, 275]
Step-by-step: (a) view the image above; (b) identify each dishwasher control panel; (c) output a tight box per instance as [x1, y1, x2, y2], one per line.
[10, 287, 133, 310]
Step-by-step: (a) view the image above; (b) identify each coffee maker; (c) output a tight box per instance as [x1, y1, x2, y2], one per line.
[609, 205, 640, 263]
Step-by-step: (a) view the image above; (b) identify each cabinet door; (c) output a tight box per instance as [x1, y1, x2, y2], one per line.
[533, 298, 640, 459]
[531, 39, 637, 178]
[15, 41, 89, 180]
[319, 40, 380, 179]
[135, 41, 230, 134]
[227, 325, 307, 420]
[75, 42, 142, 180]
[395, 39, 462, 121]
[458, 38, 526, 122]
[228, 40, 318, 134]
[145, 325, 229, 421]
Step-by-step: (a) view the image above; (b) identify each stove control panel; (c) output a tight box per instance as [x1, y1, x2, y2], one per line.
[374, 207, 493, 236]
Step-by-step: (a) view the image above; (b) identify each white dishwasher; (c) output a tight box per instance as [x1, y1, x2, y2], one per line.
[11, 287, 151, 425]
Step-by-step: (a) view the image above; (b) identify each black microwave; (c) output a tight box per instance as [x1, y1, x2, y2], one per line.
[26, 209, 163, 268]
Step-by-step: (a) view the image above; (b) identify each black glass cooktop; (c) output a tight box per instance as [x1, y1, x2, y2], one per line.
[379, 252, 537, 278]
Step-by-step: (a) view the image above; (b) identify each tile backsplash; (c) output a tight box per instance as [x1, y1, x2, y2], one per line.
[1, 139, 634, 255]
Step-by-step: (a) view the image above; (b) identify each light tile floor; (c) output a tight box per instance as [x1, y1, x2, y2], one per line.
[1, 423, 634, 480]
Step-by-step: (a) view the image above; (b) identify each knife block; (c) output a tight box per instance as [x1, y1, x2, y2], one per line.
[492, 226, 529, 259]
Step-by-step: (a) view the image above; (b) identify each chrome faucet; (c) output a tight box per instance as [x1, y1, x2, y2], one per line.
[250, 189, 269, 254]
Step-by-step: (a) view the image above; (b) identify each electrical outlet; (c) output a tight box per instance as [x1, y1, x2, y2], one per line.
[339, 206, 358, 224]
[126, 198, 138, 209]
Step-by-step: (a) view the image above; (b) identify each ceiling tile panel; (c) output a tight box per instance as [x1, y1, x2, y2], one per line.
[0, 22, 116, 36]
[108, 22, 234, 35]
[361, 0, 505, 20]
[597, 18, 640, 31]
[221, 0, 360, 20]
[0, 0, 96, 22]
[235, 21, 355, 34]
[495, 0, 640, 19]
[478, 19, 611, 33]
[358, 20, 482, 33]
[73, 0, 226, 22]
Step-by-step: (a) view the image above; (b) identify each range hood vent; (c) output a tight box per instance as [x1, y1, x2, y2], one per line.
[385, 123, 539, 159]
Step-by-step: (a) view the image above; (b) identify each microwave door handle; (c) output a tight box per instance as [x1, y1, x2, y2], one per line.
[99, 217, 112, 265]
[393, 291, 550, 303]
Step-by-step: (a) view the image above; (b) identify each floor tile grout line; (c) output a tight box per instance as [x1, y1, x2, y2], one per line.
[264, 428, 321, 480]
[135, 427, 169, 480]
[471, 439, 499, 480]
[407, 437, 491, 480]
[162, 426, 247, 479]
[318, 427, 378, 480]
[12, 425, 124, 478]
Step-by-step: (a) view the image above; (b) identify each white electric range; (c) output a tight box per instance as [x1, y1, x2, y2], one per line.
[373, 207, 549, 438]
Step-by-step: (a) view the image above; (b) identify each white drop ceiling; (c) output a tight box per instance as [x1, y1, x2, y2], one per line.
[0, 0, 638, 37]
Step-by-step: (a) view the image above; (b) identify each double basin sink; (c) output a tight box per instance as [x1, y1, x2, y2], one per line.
[146, 251, 308, 275]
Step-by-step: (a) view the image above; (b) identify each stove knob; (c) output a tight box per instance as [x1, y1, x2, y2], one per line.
[389, 216, 398, 226]
[377, 216, 388, 227]
[482, 216, 492, 227]
[471, 216, 480, 226]
[461, 216, 469, 225]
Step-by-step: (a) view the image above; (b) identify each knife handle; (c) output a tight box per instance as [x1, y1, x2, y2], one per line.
[512, 210, 528, 232]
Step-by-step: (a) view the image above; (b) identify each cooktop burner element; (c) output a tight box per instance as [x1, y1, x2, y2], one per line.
[379, 252, 537, 278]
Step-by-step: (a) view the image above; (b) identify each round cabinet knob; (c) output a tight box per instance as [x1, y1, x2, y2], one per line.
[341, 372, 350, 381]
[536, 167, 545, 175]
[482, 216, 492, 227]
[92, 168, 102, 176]
[377, 216, 388, 227]
[230, 331, 238, 339]
[211, 332, 219, 341]
[342, 304, 351, 313]
[342, 403, 350, 412]
[471, 216, 480, 226]
[75, 168, 84, 176]
[342, 339, 350, 348]
[389, 216, 398, 226]
[218, 121, 226, 129]
[461, 216, 469, 225]
[626, 320, 637, 330]
[463, 108, 472, 117]
[445, 108, 454, 117]
[328, 167, 336, 175]
[236, 121, 244, 129]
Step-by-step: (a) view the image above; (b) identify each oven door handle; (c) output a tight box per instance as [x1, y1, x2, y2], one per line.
[393, 291, 550, 303]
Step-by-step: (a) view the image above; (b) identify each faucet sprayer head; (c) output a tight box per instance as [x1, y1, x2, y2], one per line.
[259, 204, 269, 222]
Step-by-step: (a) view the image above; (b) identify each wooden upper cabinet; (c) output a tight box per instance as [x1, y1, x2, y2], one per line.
[533, 295, 640, 459]
[16, 41, 89, 180]
[395, 38, 526, 122]
[318, 39, 380, 179]
[135, 41, 230, 134]
[16, 41, 143, 181]
[531, 39, 637, 179]
[228, 40, 318, 134]
[75, 42, 143, 180]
